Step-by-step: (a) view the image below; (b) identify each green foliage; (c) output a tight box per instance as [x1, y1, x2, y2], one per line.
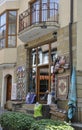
[45, 124, 74, 130]
[0, 112, 35, 130]
[0, 112, 74, 130]
[30, 119, 74, 130]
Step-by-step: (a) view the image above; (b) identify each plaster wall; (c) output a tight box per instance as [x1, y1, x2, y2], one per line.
[59, 0, 77, 28]
[0, 48, 17, 64]
[18, 0, 29, 14]
[1, 67, 15, 107]
[0, 0, 19, 13]
[77, 0, 82, 71]
[0, 70, 2, 103]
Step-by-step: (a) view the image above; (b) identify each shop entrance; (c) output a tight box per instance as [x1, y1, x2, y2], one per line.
[37, 65, 49, 103]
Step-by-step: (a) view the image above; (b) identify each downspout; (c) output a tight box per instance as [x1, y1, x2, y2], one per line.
[69, 0, 73, 76]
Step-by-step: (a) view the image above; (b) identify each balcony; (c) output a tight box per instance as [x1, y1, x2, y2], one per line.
[18, 2, 59, 43]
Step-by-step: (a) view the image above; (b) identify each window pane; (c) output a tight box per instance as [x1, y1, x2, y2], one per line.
[8, 23, 16, 34]
[42, 0, 47, 3]
[32, 67, 36, 92]
[0, 13, 6, 26]
[32, 48, 37, 66]
[9, 11, 17, 23]
[50, 0, 59, 3]
[40, 44, 49, 65]
[42, 3, 47, 21]
[0, 38, 5, 48]
[51, 42, 57, 62]
[38, 48, 42, 65]
[8, 36, 16, 47]
[31, 2, 40, 24]
[0, 25, 6, 38]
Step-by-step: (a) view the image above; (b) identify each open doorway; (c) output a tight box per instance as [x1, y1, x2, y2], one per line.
[37, 65, 49, 103]
[6, 75, 12, 101]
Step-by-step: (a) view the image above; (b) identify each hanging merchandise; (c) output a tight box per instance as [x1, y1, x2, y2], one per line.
[34, 102, 42, 118]
[68, 67, 76, 120]
[16, 66, 26, 100]
[47, 92, 52, 105]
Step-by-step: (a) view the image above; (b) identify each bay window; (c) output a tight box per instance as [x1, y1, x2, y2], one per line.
[0, 10, 17, 49]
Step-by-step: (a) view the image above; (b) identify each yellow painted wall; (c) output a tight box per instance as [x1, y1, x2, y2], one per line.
[0, 48, 17, 64]
[0, 0, 19, 13]
[59, 0, 77, 28]
[77, 0, 82, 71]
[18, 0, 29, 14]
[17, 0, 27, 46]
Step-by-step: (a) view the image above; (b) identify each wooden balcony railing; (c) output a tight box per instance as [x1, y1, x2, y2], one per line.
[19, 2, 59, 32]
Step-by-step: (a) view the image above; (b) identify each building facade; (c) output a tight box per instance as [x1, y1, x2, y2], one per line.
[0, 0, 82, 122]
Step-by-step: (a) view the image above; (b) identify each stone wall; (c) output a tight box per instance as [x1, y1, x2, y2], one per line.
[15, 45, 27, 100]
[55, 23, 78, 122]
[57, 23, 77, 62]
[57, 25, 69, 55]
[27, 32, 56, 48]
[76, 71, 82, 122]
[17, 45, 27, 67]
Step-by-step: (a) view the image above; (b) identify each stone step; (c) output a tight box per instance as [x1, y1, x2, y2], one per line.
[16, 108, 27, 114]
[16, 107, 34, 114]
[15, 104, 35, 115]
[15, 104, 50, 118]
[22, 104, 35, 110]
[72, 123, 82, 130]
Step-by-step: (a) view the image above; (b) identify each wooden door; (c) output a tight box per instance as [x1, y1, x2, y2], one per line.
[37, 65, 49, 103]
[6, 75, 12, 101]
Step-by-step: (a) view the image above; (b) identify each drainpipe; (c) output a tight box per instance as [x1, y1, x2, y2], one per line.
[69, 0, 73, 76]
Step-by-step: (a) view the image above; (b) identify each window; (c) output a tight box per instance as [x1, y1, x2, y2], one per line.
[0, 13, 6, 48]
[0, 13, 6, 26]
[30, 0, 59, 24]
[30, 42, 57, 93]
[0, 10, 17, 49]
[8, 11, 17, 47]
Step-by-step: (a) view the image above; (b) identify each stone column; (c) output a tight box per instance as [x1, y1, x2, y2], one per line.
[25, 46, 32, 94]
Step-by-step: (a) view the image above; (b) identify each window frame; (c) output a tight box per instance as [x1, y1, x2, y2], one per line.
[0, 9, 17, 49]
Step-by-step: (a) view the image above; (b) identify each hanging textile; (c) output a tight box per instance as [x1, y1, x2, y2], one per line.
[68, 67, 76, 120]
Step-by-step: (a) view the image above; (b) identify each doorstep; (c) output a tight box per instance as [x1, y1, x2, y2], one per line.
[12, 101, 23, 111]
